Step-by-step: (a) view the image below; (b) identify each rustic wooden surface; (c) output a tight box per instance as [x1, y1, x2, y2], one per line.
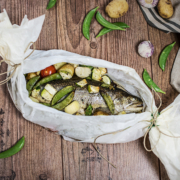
[0, 0, 179, 179]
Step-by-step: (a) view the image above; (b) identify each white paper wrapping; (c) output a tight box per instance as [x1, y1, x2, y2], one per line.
[2, 9, 180, 180]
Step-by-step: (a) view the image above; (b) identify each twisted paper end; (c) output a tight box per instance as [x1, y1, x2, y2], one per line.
[0, 42, 36, 85]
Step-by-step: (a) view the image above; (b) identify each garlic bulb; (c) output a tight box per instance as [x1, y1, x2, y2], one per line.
[138, 0, 159, 8]
[138, 41, 154, 58]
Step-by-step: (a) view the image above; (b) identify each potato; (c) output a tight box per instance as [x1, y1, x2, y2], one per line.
[59, 64, 74, 80]
[93, 111, 109, 116]
[26, 73, 37, 80]
[157, 0, 174, 19]
[65, 101, 80, 115]
[105, 0, 129, 19]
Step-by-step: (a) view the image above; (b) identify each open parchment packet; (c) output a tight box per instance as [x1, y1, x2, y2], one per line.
[1, 9, 180, 180]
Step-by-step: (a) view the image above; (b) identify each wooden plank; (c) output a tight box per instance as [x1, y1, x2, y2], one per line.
[148, 23, 180, 180]
[0, 0, 64, 180]
[56, 0, 160, 179]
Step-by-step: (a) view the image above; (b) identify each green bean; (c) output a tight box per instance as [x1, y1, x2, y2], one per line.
[40, 102, 51, 107]
[0, 136, 25, 159]
[79, 65, 94, 70]
[51, 86, 75, 106]
[33, 73, 62, 90]
[85, 105, 93, 116]
[96, 11, 126, 30]
[52, 92, 74, 110]
[143, 69, 165, 94]
[100, 91, 115, 114]
[96, 22, 129, 38]
[26, 76, 40, 96]
[47, 0, 57, 9]
[82, 7, 99, 40]
[159, 42, 176, 71]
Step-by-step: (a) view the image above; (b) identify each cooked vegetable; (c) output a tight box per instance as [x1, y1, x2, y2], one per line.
[53, 62, 66, 70]
[52, 92, 74, 110]
[30, 96, 39, 103]
[143, 69, 165, 94]
[92, 68, 101, 81]
[44, 84, 57, 96]
[76, 112, 82, 115]
[96, 22, 129, 38]
[0, 136, 25, 159]
[100, 91, 115, 114]
[75, 67, 92, 78]
[88, 85, 100, 93]
[79, 65, 94, 70]
[51, 86, 75, 106]
[85, 105, 93, 116]
[59, 64, 74, 80]
[36, 71, 40, 75]
[93, 111, 109, 116]
[26, 73, 37, 80]
[83, 6, 99, 40]
[41, 89, 53, 101]
[101, 83, 110, 88]
[47, 0, 57, 9]
[70, 63, 78, 68]
[118, 111, 126, 115]
[76, 79, 87, 87]
[31, 89, 40, 98]
[138, 0, 159, 8]
[138, 41, 154, 58]
[102, 76, 111, 85]
[96, 11, 125, 30]
[65, 101, 80, 114]
[159, 42, 176, 71]
[99, 67, 107, 76]
[40, 65, 56, 78]
[33, 73, 62, 89]
[157, 0, 174, 19]
[26, 75, 40, 95]
[105, 0, 129, 18]
[40, 102, 51, 107]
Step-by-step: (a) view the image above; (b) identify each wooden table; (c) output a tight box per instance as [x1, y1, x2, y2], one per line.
[0, 0, 179, 179]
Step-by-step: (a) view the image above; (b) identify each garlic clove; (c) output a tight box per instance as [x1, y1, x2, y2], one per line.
[138, 0, 159, 8]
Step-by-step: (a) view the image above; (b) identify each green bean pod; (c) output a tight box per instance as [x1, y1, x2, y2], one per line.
[83, 6, 99, 40]
[96, 22, 129, 38]
[0, 136, 25, 159]
[96, 11, 126, 30]
[40, 102, 51, 107]
[100, 91, 115, 114]
[33, 73, 62, 90]
[143, 69, 165, 94]
[26, 76, 40, 96]
[52, 92, 74, 110]
[51, 86, 75, 106]
[47, 0, 57, 9]
[159, 42, 176, 71]
[85, 105, 93, 116]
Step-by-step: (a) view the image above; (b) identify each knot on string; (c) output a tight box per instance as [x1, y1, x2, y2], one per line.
[0, 42, 36, 85]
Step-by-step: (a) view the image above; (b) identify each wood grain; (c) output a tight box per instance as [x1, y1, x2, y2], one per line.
[0, 0, 179, 179]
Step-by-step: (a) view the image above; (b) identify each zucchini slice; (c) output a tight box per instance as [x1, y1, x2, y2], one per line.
[87, 85, 100, 93]
[92, 68, 101, 81]
[30, 96, 39, 103]
[44, 84, 57, 96]
[102, 75, 111, 85]
[75, 67, 91, 78]
[76, 79, 87, 87]
[41, 89, 53, 101]
[99, 67, 107, 76]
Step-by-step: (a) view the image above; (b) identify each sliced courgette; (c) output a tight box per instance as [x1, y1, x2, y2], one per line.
[102, 75, 111, 85]
[75, 67, 92, 78]
[76, 79, 87, 87]
[87, 85, 100, 93]
[92, 68, 101, 81]
[44, 84, 57, 96]
[41, 89, 53, 101]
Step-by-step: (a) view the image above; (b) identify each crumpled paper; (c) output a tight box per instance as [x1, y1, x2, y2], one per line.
[2, 9, 180, 180]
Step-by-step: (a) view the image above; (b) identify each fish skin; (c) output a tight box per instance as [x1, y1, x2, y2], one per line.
[38, 78, 143, 115]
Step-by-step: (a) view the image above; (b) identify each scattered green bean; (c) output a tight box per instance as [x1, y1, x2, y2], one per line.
[96, 11, 126, 30]
[100, 91, 115, 114]
[51, 86, 75, 106]
[83, 7, 99, 40]
[96, 22, 129, 38]
[26, 76, 40, 96]
[0, 136, 25, 159]
[33, 73, 62, 90]
[159, 42, 176, 71]
[52, 92, 74, 110]
[85, 105, 93, 116]
[143, 69, 165, 94]
[47, 0, 57, 9]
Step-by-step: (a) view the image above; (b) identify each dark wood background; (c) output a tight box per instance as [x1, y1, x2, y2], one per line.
[0, 0, 179, 179]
